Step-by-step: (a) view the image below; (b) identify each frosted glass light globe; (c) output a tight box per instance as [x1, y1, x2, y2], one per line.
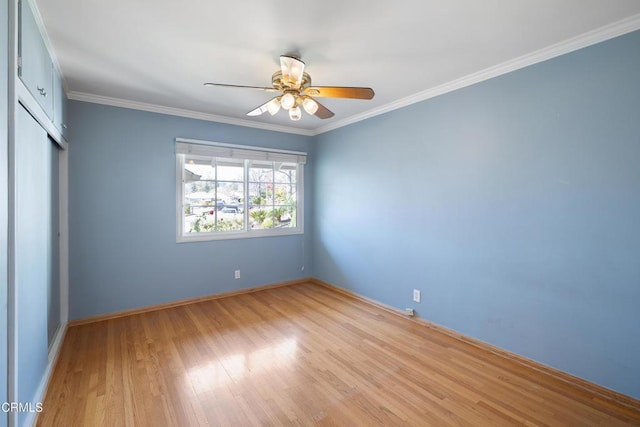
[281, 93, 296, 110]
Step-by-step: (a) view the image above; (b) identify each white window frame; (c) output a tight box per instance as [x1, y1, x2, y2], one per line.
[176, 138, 305, 243]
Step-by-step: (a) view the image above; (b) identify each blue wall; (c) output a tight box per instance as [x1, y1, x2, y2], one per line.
[313, 30, 640, 398]
[68, 102, 314, 319]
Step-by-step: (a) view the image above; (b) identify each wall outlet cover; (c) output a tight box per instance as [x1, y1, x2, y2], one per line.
[413, 289, 421, 303]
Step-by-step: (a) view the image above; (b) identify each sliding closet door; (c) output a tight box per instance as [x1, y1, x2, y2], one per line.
[14, 105, 52, 425]
[0, 1, 9, 425]
[48, 136, 60, 345]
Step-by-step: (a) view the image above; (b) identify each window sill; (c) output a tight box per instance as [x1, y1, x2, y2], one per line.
[176, 228, 303, 243]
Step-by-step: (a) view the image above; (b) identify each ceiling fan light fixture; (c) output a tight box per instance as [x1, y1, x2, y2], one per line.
[280, 55, 305, 87]
[266, 97, 281, 115]
[206, 53, 374, 122]
[289, 105, 302, 121]
[302, 97, 319, 115]
[281, 92, 296, 110]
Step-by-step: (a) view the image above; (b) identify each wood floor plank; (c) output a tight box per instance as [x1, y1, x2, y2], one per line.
[38, 282, 640, 426]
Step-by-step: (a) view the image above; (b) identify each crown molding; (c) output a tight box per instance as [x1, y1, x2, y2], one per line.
[313, 13, 640, 135]
[68, 13, 640, 138]
[66, 92, 316, 136]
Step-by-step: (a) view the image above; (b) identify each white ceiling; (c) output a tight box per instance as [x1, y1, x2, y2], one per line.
[34, 0, 640, 135]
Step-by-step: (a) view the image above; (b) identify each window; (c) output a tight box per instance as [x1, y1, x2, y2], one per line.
[176, 139, 305, 242]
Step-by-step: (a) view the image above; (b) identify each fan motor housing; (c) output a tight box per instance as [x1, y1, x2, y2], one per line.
[272, 71, 312, 90]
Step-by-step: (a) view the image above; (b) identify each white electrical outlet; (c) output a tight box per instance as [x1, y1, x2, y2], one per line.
[413, 289, 421, 303]
[235, 270, 241, 279]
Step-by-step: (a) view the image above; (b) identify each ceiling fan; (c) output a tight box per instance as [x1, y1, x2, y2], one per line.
[204, 55, 375, 121]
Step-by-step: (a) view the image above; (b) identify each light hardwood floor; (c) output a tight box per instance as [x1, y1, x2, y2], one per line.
[38, 282, 640, 426]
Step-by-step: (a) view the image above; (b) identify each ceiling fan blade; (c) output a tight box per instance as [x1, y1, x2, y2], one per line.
[204, 82, 278, 92]
[313, 99, 335, 119]
[303, 86, 375, 99]
[246, 97, 282, 116]
[280, 55, 305, 88]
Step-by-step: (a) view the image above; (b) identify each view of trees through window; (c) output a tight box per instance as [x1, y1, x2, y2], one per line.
[182, 156, 298, 235]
